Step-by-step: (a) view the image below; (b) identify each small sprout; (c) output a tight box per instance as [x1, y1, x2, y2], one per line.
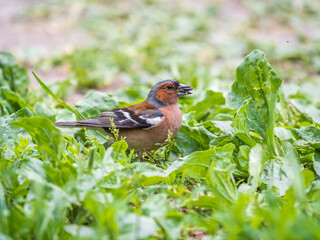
[109, 117, 119, 141]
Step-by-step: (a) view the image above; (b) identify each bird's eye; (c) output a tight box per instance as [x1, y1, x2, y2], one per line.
[166, 85, 173, 89]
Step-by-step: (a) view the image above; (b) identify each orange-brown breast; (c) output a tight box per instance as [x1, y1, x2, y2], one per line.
[158, 103, 182, 136]
[118, 103, 182, 152]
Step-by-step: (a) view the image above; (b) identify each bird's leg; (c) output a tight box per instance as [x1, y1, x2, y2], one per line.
[146, 151, 158, 163]
[138, 152, 145, 162]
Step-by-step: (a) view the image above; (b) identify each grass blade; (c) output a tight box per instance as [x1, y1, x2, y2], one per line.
[32, 71, 85, 120]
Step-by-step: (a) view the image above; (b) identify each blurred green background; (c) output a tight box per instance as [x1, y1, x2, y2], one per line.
[1, 0, 319, 104]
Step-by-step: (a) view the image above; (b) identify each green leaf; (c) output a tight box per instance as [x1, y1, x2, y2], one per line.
[173, 122, 216, 155]
[290, 126, 320, 149]
[237, 145, 250, 173]
[228, 50, 284, 156]
[33, 102, 56, 122]
[186, 195, 220, 209]
[0, 53, 31, 115]
[177, 143, 235, 182]
[291, 99, 320, 124]
[117, 213, 158, 239]
[262, 158, 296, 196]
[0, 52, 29, 95]
[274, 127, 294, 141]
[64, 225, 96, 238]
[313, 151, 320, 177]
[110, 139, 128, 162]
[75, 90, 118, 119]
[11, 117, 65, 162]
[0, 51, 16, 66]
[249, 144, 266, 186]
[276, 126, 320, 176]
[0, 108, 32, 153]
[142, 194, 183, 239]
[206, 143, 236, 203]
[0, 87, 27, 115]
[177, 148, 216, 178]
[187, 90, 227, 120]
[232, 100, 262, 147]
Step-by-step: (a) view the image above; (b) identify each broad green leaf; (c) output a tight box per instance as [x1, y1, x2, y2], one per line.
[87, 129, 110, 145]
[290, 126, 320, 149]
[228, 50, 284, 156]
[227, 50, 283, 110]
[177, 143, 235, 182]
[276, 126, 320, 176]
[206, 143, 236, 203]
[237, 145, 250, 173]
[118, 213, 158, 239]
[206, 120, 237, 148]
[0, 183, 9, 236]
[64, 225, 96, 239]
[186, 195, 220, 209]
[33, 102, 56, 122]
[0, 87, 27, 114]
[291, 99, 320, 124]
[0, 52, 29, 96]
[211, 120, 233, 135]
[261, 158, 297, 196]
[110, 139, 128, 161]
[313, 151, 320, 177]
[125, 162, 168, 186]
[177, 148, 216, 178]
[249, 144, 266, 186]
[281, 146, 311, 203]
[0, 51, 16, 66]
[75, 90, 118, 119]
[232, 100, 262, 147]
[173, 123, 216, 155]
[0, 108, 33, 158]
[11, 117, 65, 162]
[142, 194, 183, 239]
[187, 90, 227, 120]
[19, 157, 48, 183]
[198, 120, 231, 135]
[274, 127, 294, 141]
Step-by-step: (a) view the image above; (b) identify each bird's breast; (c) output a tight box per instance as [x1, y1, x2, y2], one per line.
[159, 103, 182, 137]
[117, 103, 182, 152]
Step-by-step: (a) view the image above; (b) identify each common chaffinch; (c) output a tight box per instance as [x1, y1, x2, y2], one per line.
[55, 80, 193, 160]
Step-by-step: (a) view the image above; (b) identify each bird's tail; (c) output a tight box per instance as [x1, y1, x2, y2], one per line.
[55, 121, 79, 127]
[54, 119, 105, 128]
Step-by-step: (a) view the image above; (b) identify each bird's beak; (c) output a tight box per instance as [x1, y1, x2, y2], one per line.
[177, 83, 193, 96]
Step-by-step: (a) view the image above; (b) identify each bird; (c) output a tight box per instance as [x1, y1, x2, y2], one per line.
[55, 80, 193, 161]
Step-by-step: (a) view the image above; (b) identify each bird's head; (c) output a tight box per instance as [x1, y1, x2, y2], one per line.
[147, 80, 193, 108]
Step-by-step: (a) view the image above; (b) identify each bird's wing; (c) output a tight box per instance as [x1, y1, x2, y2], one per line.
[96, 107, 164, 129]
[55, 101, 165, 129]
